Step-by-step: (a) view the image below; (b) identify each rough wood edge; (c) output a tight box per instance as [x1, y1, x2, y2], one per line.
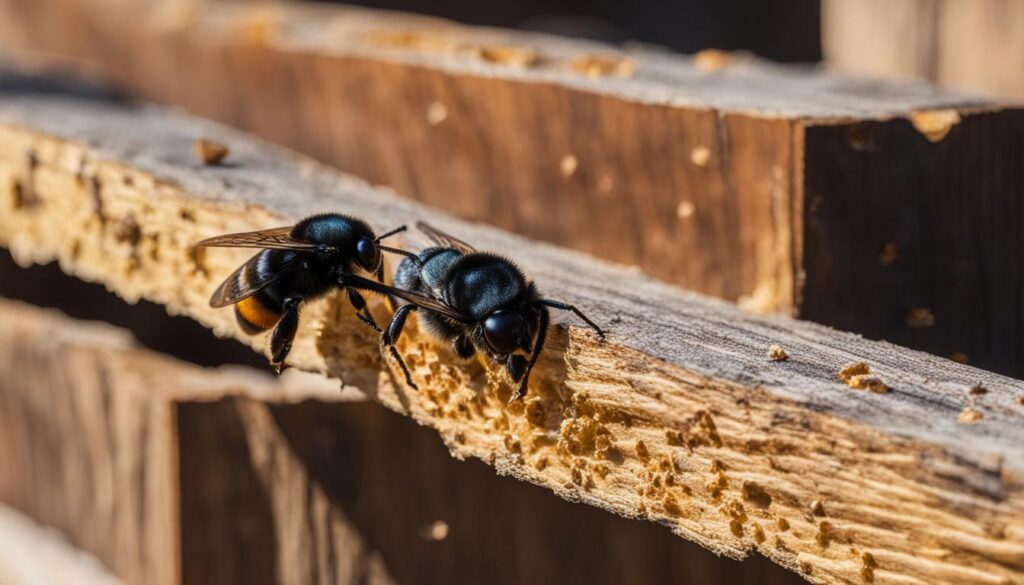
[0, 0, 1005, 120]
[1, 92, 1022, 584]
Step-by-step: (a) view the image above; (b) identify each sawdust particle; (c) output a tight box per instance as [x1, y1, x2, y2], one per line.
[906, 307, 935, 328]
[694, 49, 732, 72]
[879, 242, 898, 266]
[949, 352, 969, 364]
[676, 200, 695, 219]
[194, 139, 229, 165]
[958, 407, 983, 424]
[848, 375, 890, 394]
[767, 344, 789, 362]
[559, 154, 579, 177]
[838, 362, 870, 384]
[426, 102, 448, 126]
[479, 46, 542, 68]
[421, 520, 449, 541]
[570, 54, 635, 78]
[910, 109, 961, 143]
[810, 500, 825, 516]
[690, 145, 711, 167]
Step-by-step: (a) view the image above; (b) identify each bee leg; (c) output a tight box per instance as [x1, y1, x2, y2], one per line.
[346, 288, 382, 333]
[510, 306, 550, 401]
[270, 298, 303, 373]
[382, 304, 418, 390]
[535, 299, 605, 338]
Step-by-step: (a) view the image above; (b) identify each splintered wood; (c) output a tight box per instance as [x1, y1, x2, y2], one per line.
[0, 86, 1022, 585]
[3, 0, 1023, 385]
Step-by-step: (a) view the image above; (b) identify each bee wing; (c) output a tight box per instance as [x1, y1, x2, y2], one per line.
[415, 222, 476, 254]
[342, 273, 472, 322]
[209, 253, 303, 308]
[195, 226, 323, 251]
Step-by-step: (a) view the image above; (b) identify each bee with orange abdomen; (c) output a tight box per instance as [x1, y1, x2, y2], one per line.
[195, 213, 414, 372]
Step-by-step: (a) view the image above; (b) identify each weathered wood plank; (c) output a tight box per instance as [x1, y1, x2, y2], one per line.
[0, 299, 800, 584]
[0, 298, 342, 585]
[1, 2, 1022, 381]
[0, 84, 1021, 584]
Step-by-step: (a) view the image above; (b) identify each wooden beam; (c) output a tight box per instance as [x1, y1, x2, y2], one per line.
[823, 0, 1024, 100]
[1, 1, 1022, 379]
[0, 299, 801, 584]
[0, 82, 1021, 585]
[0, 298, 347, 585]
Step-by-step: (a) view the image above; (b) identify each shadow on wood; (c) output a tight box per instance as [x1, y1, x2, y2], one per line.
[179, 398, 805, 585]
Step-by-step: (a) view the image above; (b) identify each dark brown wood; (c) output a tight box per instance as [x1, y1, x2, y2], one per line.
[2, 2, 1023, 382]
[0, 84, 1022, 584]
[179, 397, 804, 585]
[800, 111, 1024, 378]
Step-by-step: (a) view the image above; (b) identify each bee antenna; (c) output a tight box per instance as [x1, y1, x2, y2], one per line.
[379, 245, 421, 264]
[376, 225, 408, 242]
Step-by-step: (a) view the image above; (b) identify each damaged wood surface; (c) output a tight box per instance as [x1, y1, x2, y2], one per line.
[0, 87, 1022, 585]
[0, 299, 801, 585]
[1, 1, 1023, 380]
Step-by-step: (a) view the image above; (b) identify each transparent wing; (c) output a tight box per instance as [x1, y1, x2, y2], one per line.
[416, 222, 476, 254]
[195, 226, 323, 251]
[209, 253, 302, 308]
[342, 273, 472, 322]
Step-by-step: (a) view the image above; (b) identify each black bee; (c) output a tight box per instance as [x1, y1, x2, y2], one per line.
[366, 222, 606, 398]
[195, 213, 411, 372]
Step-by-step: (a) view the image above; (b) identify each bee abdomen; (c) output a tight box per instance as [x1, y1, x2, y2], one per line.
[235, 293, 281, 333]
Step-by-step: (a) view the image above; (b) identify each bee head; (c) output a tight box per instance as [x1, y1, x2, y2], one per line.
[482, 308, 536, 356]
[355, 237, 382, 273]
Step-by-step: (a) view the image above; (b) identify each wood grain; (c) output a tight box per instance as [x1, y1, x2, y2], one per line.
[0, 85, 1021, 584]
[0, 0, 1020, 379]
[0, 0, 1010, 315]
[0, 299, 801, 585]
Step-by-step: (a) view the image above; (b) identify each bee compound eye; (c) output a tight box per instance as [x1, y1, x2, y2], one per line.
[483, 310, 524, 355]
[356, 237, 380, 270]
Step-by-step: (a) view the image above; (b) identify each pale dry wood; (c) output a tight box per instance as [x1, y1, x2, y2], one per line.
[0, 89, 1022, 584]
[823, 0, 1024, 100]
[821, 0, 938, 82]
[0, 504, 123, 585]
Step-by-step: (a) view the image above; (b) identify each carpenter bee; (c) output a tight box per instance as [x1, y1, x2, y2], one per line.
[195, 213, 412, 372]
[358, 222, 606, 398]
